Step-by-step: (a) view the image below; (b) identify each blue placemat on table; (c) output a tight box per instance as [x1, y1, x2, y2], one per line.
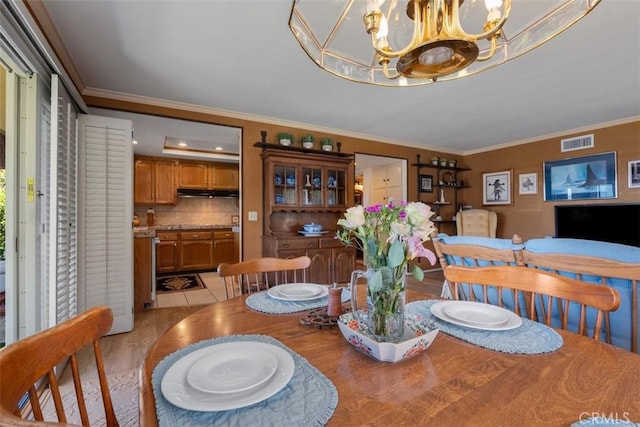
[246, 287, 351, 314]
[153, 334, 337, 427]
[406, 300, 563, 354]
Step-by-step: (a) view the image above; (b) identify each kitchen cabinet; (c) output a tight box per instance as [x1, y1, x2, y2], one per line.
[371, 163, 404, 204]
[213, 230, 238, 265]
[156, 228, 236, 274]
[412, 154, 470, 234]
[257, 141, 355, 284]
[177, 161, 239, 190]
[134, 157, 177, 205]
[179, 230, 214, 271]
[156, 231, 179, 273]
[134, 236, 154, 311]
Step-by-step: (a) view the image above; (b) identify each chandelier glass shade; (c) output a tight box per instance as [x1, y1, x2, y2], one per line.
[289, 0, 601, 87]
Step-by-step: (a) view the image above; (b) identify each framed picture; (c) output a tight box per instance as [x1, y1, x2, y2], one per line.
[629, 160, 640, 188]
[419, 174, 433, 193]
[231, 214, 240, 224]
[518, 172, 537, 195]
[483, 170, 512, 205]
[543, 151, 617, 201]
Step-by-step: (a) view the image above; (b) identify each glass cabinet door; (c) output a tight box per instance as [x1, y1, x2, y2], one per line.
[326, 168, 346, 207]
[302, 166, 323, 206]
[274, 165, 297, 205]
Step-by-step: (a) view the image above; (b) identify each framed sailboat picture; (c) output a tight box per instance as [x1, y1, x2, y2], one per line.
[543, 152, 617, 201]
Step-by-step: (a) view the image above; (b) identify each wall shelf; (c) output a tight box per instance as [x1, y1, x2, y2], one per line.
[412, 154, 470, 234]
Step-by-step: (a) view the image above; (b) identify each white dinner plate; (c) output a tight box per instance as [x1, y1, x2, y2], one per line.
[430, 301, 522, 331]
[267, 284, 328, 301]
[442, 302, 508, 326]
[297, 231, 329, 237]
[186, 346, 278, 394]
[161, 341, 295, 412]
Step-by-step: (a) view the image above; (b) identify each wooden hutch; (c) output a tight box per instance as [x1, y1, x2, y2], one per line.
[256, 136, 356, 285]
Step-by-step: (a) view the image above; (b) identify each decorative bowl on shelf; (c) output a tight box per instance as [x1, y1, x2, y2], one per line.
[275, 194, 285, 204]
[337, 312, 439, 363]
[327, 176, 336, 188]
[286, 174, 296, 186]
[303, 223, 323, 233]
[312, 176, 321, 187]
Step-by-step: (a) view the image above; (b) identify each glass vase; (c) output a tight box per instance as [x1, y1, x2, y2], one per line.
[350, 266, 406, 342]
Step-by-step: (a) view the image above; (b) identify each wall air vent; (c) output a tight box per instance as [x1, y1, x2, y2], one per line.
[561, 134, 594, 152]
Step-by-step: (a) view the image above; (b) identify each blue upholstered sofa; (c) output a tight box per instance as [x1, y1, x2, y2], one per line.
[433, 234, 640, 353]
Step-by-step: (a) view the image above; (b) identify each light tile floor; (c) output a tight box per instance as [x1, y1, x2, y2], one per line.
[154, 271, 228, 308]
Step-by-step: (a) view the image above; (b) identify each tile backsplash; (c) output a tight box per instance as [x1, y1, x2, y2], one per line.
[136, 198, 239, 226]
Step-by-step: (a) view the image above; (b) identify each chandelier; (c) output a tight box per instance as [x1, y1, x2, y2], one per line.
[289, 0, 601, 87]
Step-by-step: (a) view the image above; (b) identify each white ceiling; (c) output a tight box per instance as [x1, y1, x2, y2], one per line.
[39, 0, 640, 156]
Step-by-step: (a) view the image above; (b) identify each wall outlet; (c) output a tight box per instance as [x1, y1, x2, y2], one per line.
[248, 211, 258, 221]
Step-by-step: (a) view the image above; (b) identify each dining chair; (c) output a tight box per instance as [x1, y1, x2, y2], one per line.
[217, 256, 312, 298]
[444, 265, 620, 340]
[0, 306, 119, 426]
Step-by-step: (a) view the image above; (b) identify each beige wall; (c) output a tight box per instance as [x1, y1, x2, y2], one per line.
[85, 96, 639, 260]
[462, 121, 640, 241]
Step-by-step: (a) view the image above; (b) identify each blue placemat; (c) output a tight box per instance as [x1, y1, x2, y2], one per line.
[246, 287, 352, 314]
[406, 300, 563, 354]
[152, 334, 337, 426]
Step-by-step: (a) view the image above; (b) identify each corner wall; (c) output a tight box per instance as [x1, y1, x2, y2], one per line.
[462, 120, 640, 240]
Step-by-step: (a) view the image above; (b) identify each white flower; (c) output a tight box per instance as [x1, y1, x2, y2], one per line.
[405, 201, 433, 226]
[337, 205, 365, 229]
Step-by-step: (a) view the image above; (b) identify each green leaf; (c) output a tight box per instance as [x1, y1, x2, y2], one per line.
[368, 269, 383, 292]
[412, 264, 424, 282]
[387, 240, 404, 268]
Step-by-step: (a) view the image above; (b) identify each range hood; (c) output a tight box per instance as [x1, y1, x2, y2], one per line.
[177, 188, 239, 198]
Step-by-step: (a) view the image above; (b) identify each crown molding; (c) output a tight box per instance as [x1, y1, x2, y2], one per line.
[462, 116, 640, 156]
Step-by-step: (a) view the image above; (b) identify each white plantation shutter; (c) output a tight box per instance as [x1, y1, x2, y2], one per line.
[48, 75, 78, 328]
[77, 115, 133, 334]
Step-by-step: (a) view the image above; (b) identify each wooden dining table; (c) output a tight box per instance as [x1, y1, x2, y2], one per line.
[140, 290, 640, 426]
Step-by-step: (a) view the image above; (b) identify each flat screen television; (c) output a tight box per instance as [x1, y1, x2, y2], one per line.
[555, 203, 640, 247]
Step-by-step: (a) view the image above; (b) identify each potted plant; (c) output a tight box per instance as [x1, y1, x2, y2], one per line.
[277, 132, 294, 146]
[431, 156, 439, 165]
[321, 137, 333, 151]
[448, 159, 457, 168]
[440, 158, 448, 167]
[301, 134, 314, 149]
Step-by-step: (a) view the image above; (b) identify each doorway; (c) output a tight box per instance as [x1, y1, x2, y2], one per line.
[354, 153, 408, 206]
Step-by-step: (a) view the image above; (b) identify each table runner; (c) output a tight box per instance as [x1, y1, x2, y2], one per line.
[406, 299, 563, 354]
[246, 287, 352, 314]
[152, 334, 337, 426]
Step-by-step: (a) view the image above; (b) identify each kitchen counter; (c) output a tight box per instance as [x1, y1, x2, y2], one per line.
[133, 224, 235, 238]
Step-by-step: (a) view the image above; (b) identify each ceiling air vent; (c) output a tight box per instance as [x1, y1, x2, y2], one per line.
[561, 134, 594, 152]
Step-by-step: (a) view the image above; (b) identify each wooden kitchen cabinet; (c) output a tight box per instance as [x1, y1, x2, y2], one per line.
[177, 162, 209, 189]
[213, 230, 238, 266]
[156, 231, 179, 273]
[179, 230, 214, 271]
[210, 165, 239, 190]
[178, 161, 239, 190]
[134, 157, 177, 205]
[134, 237, 153, 311]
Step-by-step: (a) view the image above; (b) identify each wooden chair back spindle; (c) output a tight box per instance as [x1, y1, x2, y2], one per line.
[0, 306, 119, 426]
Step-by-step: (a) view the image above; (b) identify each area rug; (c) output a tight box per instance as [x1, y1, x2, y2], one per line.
[156, 274, 205, 293]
